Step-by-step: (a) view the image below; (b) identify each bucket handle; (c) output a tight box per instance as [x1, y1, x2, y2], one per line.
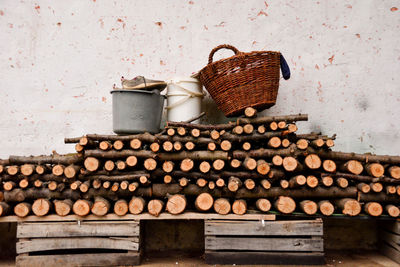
[208, 44, 241, 65]
[165, 82, 206, 110]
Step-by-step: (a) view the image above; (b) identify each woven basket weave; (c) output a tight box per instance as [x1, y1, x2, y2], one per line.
[198, 44, 281, 117]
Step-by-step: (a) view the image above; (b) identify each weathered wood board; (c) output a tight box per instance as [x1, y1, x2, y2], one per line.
[205, 219, 322, 236]
[205, 236, 323, 251]
[17, 221, 139, 238]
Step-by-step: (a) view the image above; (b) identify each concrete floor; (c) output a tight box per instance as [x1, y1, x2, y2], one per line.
[140, 251, 398, 267]
[0, 251, 398, 266]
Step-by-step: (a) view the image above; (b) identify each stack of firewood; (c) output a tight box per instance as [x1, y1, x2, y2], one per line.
[1, 107, 400, 218]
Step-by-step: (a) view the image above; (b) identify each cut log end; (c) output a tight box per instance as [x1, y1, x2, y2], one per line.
[130, 139, 142, 150]
[283, 157, 302, 172]
[366, 163, 384, 178]
[185, 142, 195, 151]
[91, 197, 110, 216]
[163, 141, 173, 152]
[113, 140, 124, 150]
[243, 157, 257, 171]
[386, 205, 400, 218]
[296, 139, 309, 150]
[305, 154, 321, 170]
[364, 202, 383, 217]
[20, 164, 34, 176]
[256, 160, 270, 175]
[322, 176, 334, 187]
[104, 160, 115, 172]
[389, 166, 400, 179]
[32, 198, 51, 216]
[148, 199, 164, 217]
[268, 137, 281, 148]
[256, 199, 271, 212]
[232, 199, 247, 215]
[243, 124, 254, 134]
[195, 193, 214, 212]
[199, 161, 211, 173]
[343, 160, 363, 175]
[163, 161, 175, 173]
[166, 194, 187, 215]
[84, 157, 100, 172]
[181, 158, 194, 172]
[213, 198, 231, 215]
[114, 199, 128, 216]
[129, 197, 146, 215]
[337, 199, 361, 216]
[126, 156, 138, 167]
[306, 175, 319, 188]
[272, 155, 283, 166]
[144, 158, 157, 171]
[150, 142, 160, 152]
[300, 200, 318, 215]
[318, 200, 334, 216]
[230, 159, 241, 168]
[14, 202, 31, 217]
[322, 160, 336, 173]
[275, 196, 296, 214]
[73, 200, 92, 216]
[52, 164, 65, 176]
[220, 140, 232, 151]
[244, 107, 257, 118]
[212, 159, 225, 171]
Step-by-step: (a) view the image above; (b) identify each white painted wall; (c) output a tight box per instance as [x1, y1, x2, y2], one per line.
[0, 0, 399, 158]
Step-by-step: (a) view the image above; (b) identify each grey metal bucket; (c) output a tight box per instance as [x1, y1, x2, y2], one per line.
[111, 89, 165, 134]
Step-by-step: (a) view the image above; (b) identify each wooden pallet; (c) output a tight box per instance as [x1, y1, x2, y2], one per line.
[16, 220, 141, 267]
[204, 218, 325, 265]
[379, 220, 400, 264]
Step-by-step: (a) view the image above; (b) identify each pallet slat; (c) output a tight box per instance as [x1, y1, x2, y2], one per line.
[380, 242, 400, 264]
[380, 229, 400, 245]
[17, 221, 139, 238]
[205, 236, 323, 252]
[17, 237, 139, 254]
[16, 252, 140, 267]
[205, 251, 325, 265]
[205, 219, 322, 236]
[380, 221, 400, 235]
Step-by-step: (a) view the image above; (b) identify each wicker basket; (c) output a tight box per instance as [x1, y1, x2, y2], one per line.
[197, 44, 281, 117]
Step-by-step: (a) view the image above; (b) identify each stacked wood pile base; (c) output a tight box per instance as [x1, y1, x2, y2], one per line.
[205, 218, 324, 265]
[379, 220, 400, 264]
[1, 107, 400, 218]
[15, 220, 140, 267]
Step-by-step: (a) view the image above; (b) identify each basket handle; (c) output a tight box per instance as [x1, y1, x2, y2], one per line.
[208, 44, 241, 65]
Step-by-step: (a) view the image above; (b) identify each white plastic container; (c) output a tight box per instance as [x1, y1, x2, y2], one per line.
[166, 77, 204, 123]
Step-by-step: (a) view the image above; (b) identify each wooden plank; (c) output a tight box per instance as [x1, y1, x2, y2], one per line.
[380, 229, 400, 245]
[16, 252, 140, 267]
[0, 212, 275, 222]
[17, 221, 139, 238]
[17, 237, 139, 254]
[205, 251, 325, 265]
[205, 219, 322, 236]
[380, 221, 400, 235]
[205, 236, 323, 252]
[380, 242, 400, 264]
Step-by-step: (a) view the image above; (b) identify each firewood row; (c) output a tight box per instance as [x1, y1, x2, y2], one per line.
[1, 107, 400, 218]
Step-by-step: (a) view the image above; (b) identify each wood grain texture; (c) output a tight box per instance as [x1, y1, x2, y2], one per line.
[205, 236, 323, 251]
[205, 219, 322, 236]
[17, 221, 139, 238]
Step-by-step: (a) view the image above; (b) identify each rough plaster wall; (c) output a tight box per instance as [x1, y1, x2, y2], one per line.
[0, 0, 399, 157]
